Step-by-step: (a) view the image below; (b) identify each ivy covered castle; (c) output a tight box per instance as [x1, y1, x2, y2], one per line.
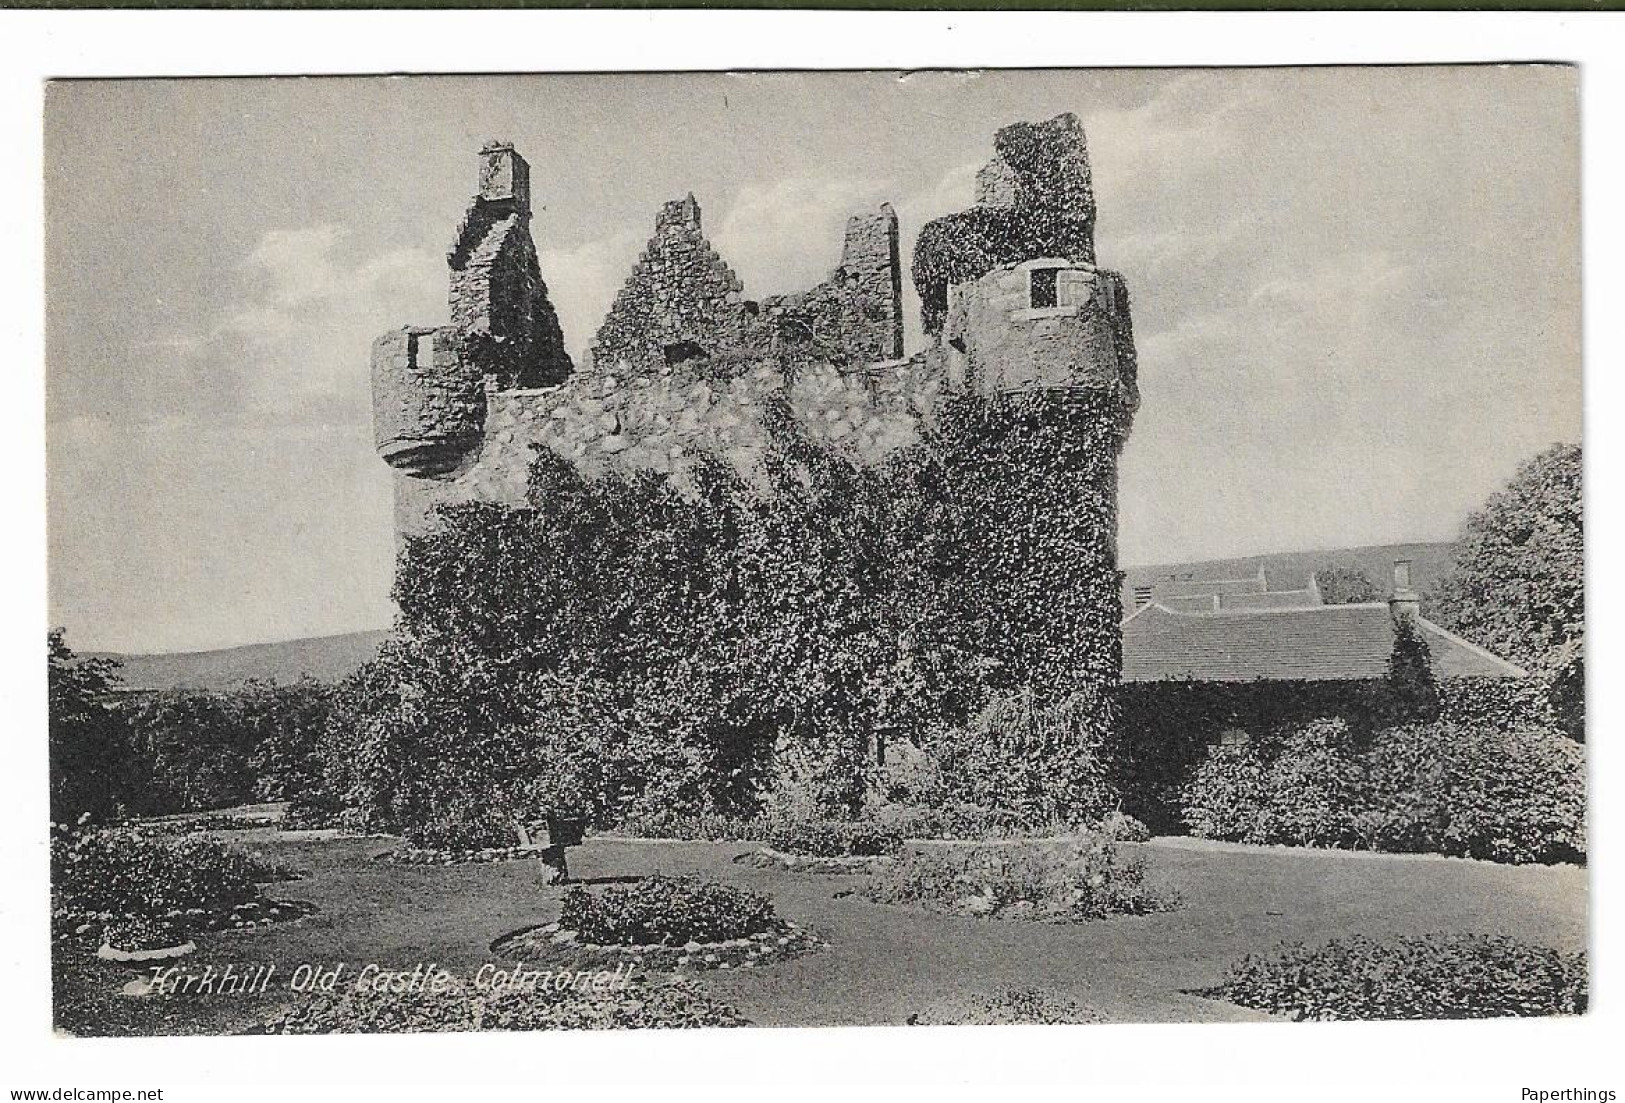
[371, 113, 1139, 714]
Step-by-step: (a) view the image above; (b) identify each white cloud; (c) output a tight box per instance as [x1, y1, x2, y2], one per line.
[538, 230, 643, 364]
[1248, 250, 1409, 312]
[713, 175, 894, 298]
[147, 225, 446, 424]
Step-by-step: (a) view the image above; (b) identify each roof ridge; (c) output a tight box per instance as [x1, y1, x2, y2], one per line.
[1138, 601, 1390, 620]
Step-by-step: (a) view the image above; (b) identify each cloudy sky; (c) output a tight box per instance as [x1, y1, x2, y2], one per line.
[45, 67, 1579, 653]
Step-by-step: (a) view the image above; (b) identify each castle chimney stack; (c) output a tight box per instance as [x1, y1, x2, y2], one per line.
[1389, 558, 1420, 622]
[477, 140, 530, 212]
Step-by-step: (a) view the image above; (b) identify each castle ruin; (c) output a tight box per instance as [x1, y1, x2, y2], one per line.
[372, 114, 1140, 690]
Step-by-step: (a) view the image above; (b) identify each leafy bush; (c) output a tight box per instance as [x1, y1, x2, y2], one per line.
[1097, 810, 1151, 843]
[1260, 719, 1368, 848]
[764, 819, 902, 857]
[925, 687, 1118, 830]
[283, 789, 348, 830]
[1368, 722, 1586, 864]
[259, 977, 747, 1034]
[1314, 564, 1380, 605]
[121, 689, 259, 814]
[102, 915, 187, 953]
[1116, 679, 1388, 835]
[864, 836, 1177, 922]
[49, 631, 140, 824]
[1182, 718, 1585, 864]
[401, 800, 524, 852]
[559, 876, 777, 946]
[240, 678, 336, 802]
[1181, 738, 1274, 844]
[1437, 676, 1557, 734]
[1214, 934, 1587, 1020]
[51, 827, 275, 920]
[1428, 443, 1583, 739]
[1383, 617, 1441, 725]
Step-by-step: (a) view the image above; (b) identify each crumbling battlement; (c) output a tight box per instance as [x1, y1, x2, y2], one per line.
[759, 205, 904, 366]
[913, 113, 1099, 334]
[374, 114, 1138, 540]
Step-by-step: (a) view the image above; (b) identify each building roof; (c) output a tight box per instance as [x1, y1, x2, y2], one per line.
[1162, 574, 1267, 599]
[1216, 588, 1322, 611]
[1120, 602, 1527, 683]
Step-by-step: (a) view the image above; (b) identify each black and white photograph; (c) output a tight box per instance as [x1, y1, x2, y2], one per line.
[26, 54, 1595, 1070]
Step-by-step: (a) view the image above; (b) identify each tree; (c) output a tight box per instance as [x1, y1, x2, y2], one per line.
[1429, 444, 1583, 737]
[241, 678, 335, 802]
[48, 629, 135, 823]
[1315, 564, 1381, 605]
[125, 689, 258, 813]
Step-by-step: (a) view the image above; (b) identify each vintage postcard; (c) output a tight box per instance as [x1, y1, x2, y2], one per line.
[43, 67, 1583, 1040]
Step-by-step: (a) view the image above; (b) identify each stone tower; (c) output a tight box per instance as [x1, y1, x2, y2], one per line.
[371, 142, 572, 525]
[916, 112, 1139, 698]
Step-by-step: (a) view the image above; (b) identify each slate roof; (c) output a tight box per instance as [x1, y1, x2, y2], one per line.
[1218, 589, 1322, 611]
[1161, 594, 1220, 614]
[1120, 602, 1526, 683]
[1162, 575, 1267, 599]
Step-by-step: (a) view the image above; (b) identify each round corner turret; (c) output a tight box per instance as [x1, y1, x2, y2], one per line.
[372, 325, 487, 478]
[942, 259, 1138, 437]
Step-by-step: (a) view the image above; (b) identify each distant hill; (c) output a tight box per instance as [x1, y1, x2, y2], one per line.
[1121, 541, 1457, 612]
[99, 630, 388, 693]
[99, 541, 1459, 692]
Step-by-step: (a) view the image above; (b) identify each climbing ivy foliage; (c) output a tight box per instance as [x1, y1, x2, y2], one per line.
[912, 207, 1095, 334]
[911, 114, 1097, 334]
[334, 390, 1126, 835]
[933, 390, 1125, 703]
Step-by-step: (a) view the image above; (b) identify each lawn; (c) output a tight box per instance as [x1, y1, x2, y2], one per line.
[52, 829, 1586, 1034]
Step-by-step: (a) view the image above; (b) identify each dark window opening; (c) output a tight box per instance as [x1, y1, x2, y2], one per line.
[1132, 585, 1154, 609]
[663, 340, 708, 366]
[1030, 268, 1059, 308]
[776, 316, 813, 343]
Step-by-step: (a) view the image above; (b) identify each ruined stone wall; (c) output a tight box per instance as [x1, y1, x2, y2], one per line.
[588, 195, 752, 377]
[372, 325, 486, 478]
[379, 116, 1135, 572]
[945, 259, 1139, 431]
[760, 206, 904, 366]
[392, 354, 948, 539]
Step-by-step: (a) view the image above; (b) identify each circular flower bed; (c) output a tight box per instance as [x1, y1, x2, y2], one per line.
[1205, 933, 1588, 1020]
[863, 836, 1179, 923]
[58, 898, 316, 951]
[910, 987, 1107, 1025]
[378, 844, 548, 866]
[254, 976, 747, 1034]
[490, 919, 824, 974]
[51, 826, 315, 952]
[96, 916, 196, 962]
[491, 874, 825, 973]
[762, 819, 903, 859]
